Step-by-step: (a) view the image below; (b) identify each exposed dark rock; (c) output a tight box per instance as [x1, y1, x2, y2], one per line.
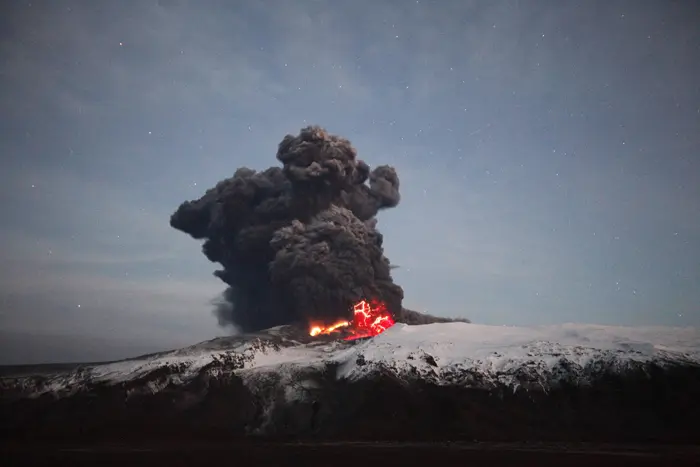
[1, 360, 699, 443]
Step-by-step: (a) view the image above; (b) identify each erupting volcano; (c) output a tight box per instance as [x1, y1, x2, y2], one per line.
[309, 299, 396, 340]
[170, 125, 460, 334]
[169, 126, 405, 333]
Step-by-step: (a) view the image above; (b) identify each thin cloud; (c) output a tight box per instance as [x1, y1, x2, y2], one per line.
[0, 263, 223, 341]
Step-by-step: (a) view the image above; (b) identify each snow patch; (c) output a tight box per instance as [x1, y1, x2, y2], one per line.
[334, 323, 700, 384]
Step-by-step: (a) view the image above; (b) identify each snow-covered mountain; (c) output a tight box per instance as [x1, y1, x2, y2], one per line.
[2, 322, 699, 442]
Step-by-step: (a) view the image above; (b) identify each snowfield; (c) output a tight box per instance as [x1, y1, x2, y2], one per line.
[339, 322, 700, 372]
[4, 322, 699, 399]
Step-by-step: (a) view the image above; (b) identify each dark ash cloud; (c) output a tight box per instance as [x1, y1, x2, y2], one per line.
[171, 126, 465, 331]
[171, 126, 406, 331]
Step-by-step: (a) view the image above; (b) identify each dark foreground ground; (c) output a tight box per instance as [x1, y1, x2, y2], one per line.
[3, 357, 700, 465]
[2, 442, 699, 467]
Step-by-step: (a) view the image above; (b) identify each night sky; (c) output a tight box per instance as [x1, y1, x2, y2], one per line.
[1, 0, 698, 364]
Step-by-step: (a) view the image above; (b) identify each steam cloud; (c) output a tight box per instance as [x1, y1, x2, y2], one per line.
[171, 126, 465, 332]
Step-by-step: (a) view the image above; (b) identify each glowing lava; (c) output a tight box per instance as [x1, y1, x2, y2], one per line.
[309, 320, 350, 336]
[309, 299, 395, 340]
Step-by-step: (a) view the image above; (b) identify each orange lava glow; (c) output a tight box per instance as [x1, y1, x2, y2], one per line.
[309, 320, 350, 336]
[309, 299, 395, 340]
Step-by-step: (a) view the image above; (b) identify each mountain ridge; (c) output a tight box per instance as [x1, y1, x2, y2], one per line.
[2, 322, 699, 442]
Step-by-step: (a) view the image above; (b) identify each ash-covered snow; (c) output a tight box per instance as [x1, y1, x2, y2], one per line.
[3, 322, 699, 399]
[335, 323, 700, 389]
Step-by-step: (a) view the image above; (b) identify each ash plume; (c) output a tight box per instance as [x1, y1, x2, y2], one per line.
[400, 308, 470, 325]
[171, 126, 456, 332]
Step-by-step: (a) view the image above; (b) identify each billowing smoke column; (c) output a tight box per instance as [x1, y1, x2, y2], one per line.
[170, 126, 405, 332]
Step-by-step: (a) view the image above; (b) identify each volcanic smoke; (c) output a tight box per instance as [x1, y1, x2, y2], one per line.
[171, 126, 462, 335]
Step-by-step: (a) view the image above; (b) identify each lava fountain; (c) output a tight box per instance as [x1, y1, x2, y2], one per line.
[309, 299, 396, 341]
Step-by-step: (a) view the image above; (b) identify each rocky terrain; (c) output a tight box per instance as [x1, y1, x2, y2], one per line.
[1, 322, 699, 443]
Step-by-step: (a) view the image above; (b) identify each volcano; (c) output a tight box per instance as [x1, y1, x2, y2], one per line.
[2, 321, 700, 444]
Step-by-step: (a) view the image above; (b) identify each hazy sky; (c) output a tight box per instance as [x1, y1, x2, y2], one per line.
[1, 0, 698, 364]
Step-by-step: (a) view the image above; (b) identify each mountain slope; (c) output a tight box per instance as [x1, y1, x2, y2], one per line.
[2, 322, 699, 442]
